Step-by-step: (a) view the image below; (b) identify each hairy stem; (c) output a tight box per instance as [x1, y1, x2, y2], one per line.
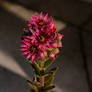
[40, 76, 44, 87]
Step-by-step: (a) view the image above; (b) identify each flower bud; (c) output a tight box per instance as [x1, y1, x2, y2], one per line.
[40, 52, 44, 59]
[56, 48, 59, 54]
[49, 53, 55, 60]
[57, 33, 63, 40]
[44, 51, 47, 56]
[52, 42, 57, 48]
[58, 41, 62, 47]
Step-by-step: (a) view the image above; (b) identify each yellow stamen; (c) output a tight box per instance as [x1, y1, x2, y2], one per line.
[38, 36, 45, 42]
[39, 22, 44, 25]
[29, 47, 36, 53]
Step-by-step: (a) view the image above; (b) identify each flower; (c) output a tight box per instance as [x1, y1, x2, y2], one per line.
[23, 12, 58, 51]
[24, 27, 57, 51]
[28, 12, 52, 29]
[20, 12, 63, 63]
[20, 39, 44, 63]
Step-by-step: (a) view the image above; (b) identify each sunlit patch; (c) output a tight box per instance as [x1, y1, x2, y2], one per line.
[53, 86, 64, 92]
[0, 50, 29, 79]
[0, 1, 66, 31]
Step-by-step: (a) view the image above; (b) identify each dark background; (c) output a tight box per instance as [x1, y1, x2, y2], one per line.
[0, 0, 92, 92]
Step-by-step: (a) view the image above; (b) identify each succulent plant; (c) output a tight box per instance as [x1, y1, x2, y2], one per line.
[20, 12, 63, 92]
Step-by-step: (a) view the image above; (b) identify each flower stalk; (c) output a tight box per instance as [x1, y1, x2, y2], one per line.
[28, 58, 56, 92]
[20, 12, 63, 92]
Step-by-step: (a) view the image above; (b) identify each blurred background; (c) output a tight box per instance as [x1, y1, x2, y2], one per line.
[0, 0, 92, 92]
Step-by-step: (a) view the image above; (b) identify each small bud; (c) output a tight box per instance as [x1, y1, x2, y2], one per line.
[52, 42, 57, 48]
[40, 53, 44, 59]
[56, 48, 59, 54]
[44, 51, 47, 56]
[57, 33, 63, 40]
[58, 41, 62, 47]
[49, 53, 55, 60]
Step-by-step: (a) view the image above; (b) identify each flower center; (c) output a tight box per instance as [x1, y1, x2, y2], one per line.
[38, 21, 44, 26]
[28, 46, 36, 53]
[38, 36, 45, 42]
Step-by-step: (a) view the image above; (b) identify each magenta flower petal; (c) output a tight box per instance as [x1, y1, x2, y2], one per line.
[27, 54, 31, 61]
[20, 48, 27, 51]
[44, 13, 48, 20]
[40, 12, 43, 19]
[50, 23, 56, 29]
[36, 13, 39, 19]
[20, 44, 27, 47]
[25, 36, 34, 40]
[29, 29, 35, 35]
[22, 40, 30, 46]
[30, 15, 35, 21]
[22, 51, 28, 55]
[47, 16, 52, 24]
[31, 55, 35, 63]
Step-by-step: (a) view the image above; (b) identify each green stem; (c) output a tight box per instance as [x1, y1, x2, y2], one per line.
[39, 61, 45, 87]
[29, 59, 55, 92]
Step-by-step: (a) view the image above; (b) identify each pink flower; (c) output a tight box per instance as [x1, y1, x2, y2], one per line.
[24, 27, 57, 51]
[22, 12, 57, 49]
[20, 40, 44, 63]
[29, 12, 52, 28]
[20, 12, 63, 62]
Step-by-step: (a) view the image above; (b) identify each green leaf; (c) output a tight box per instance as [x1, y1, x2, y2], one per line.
[44, 74, 54, 87]
[31, 61, 41, 75]
[40, 70, 45, 76]
[27, 80, 38, 92]
[43, 85, 55, 92]
[44, 58, 53, 69]
[36, 75, 40, 82]
[43, 67, 58, 79]
[51, 48, 57, 54]
[39, 60, 44, 69]
[48, 67, 58, 75]
[46, 47, 52, 51]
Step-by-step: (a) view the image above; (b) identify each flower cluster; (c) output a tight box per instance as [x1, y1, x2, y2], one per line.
[20, 12, 63, 63]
